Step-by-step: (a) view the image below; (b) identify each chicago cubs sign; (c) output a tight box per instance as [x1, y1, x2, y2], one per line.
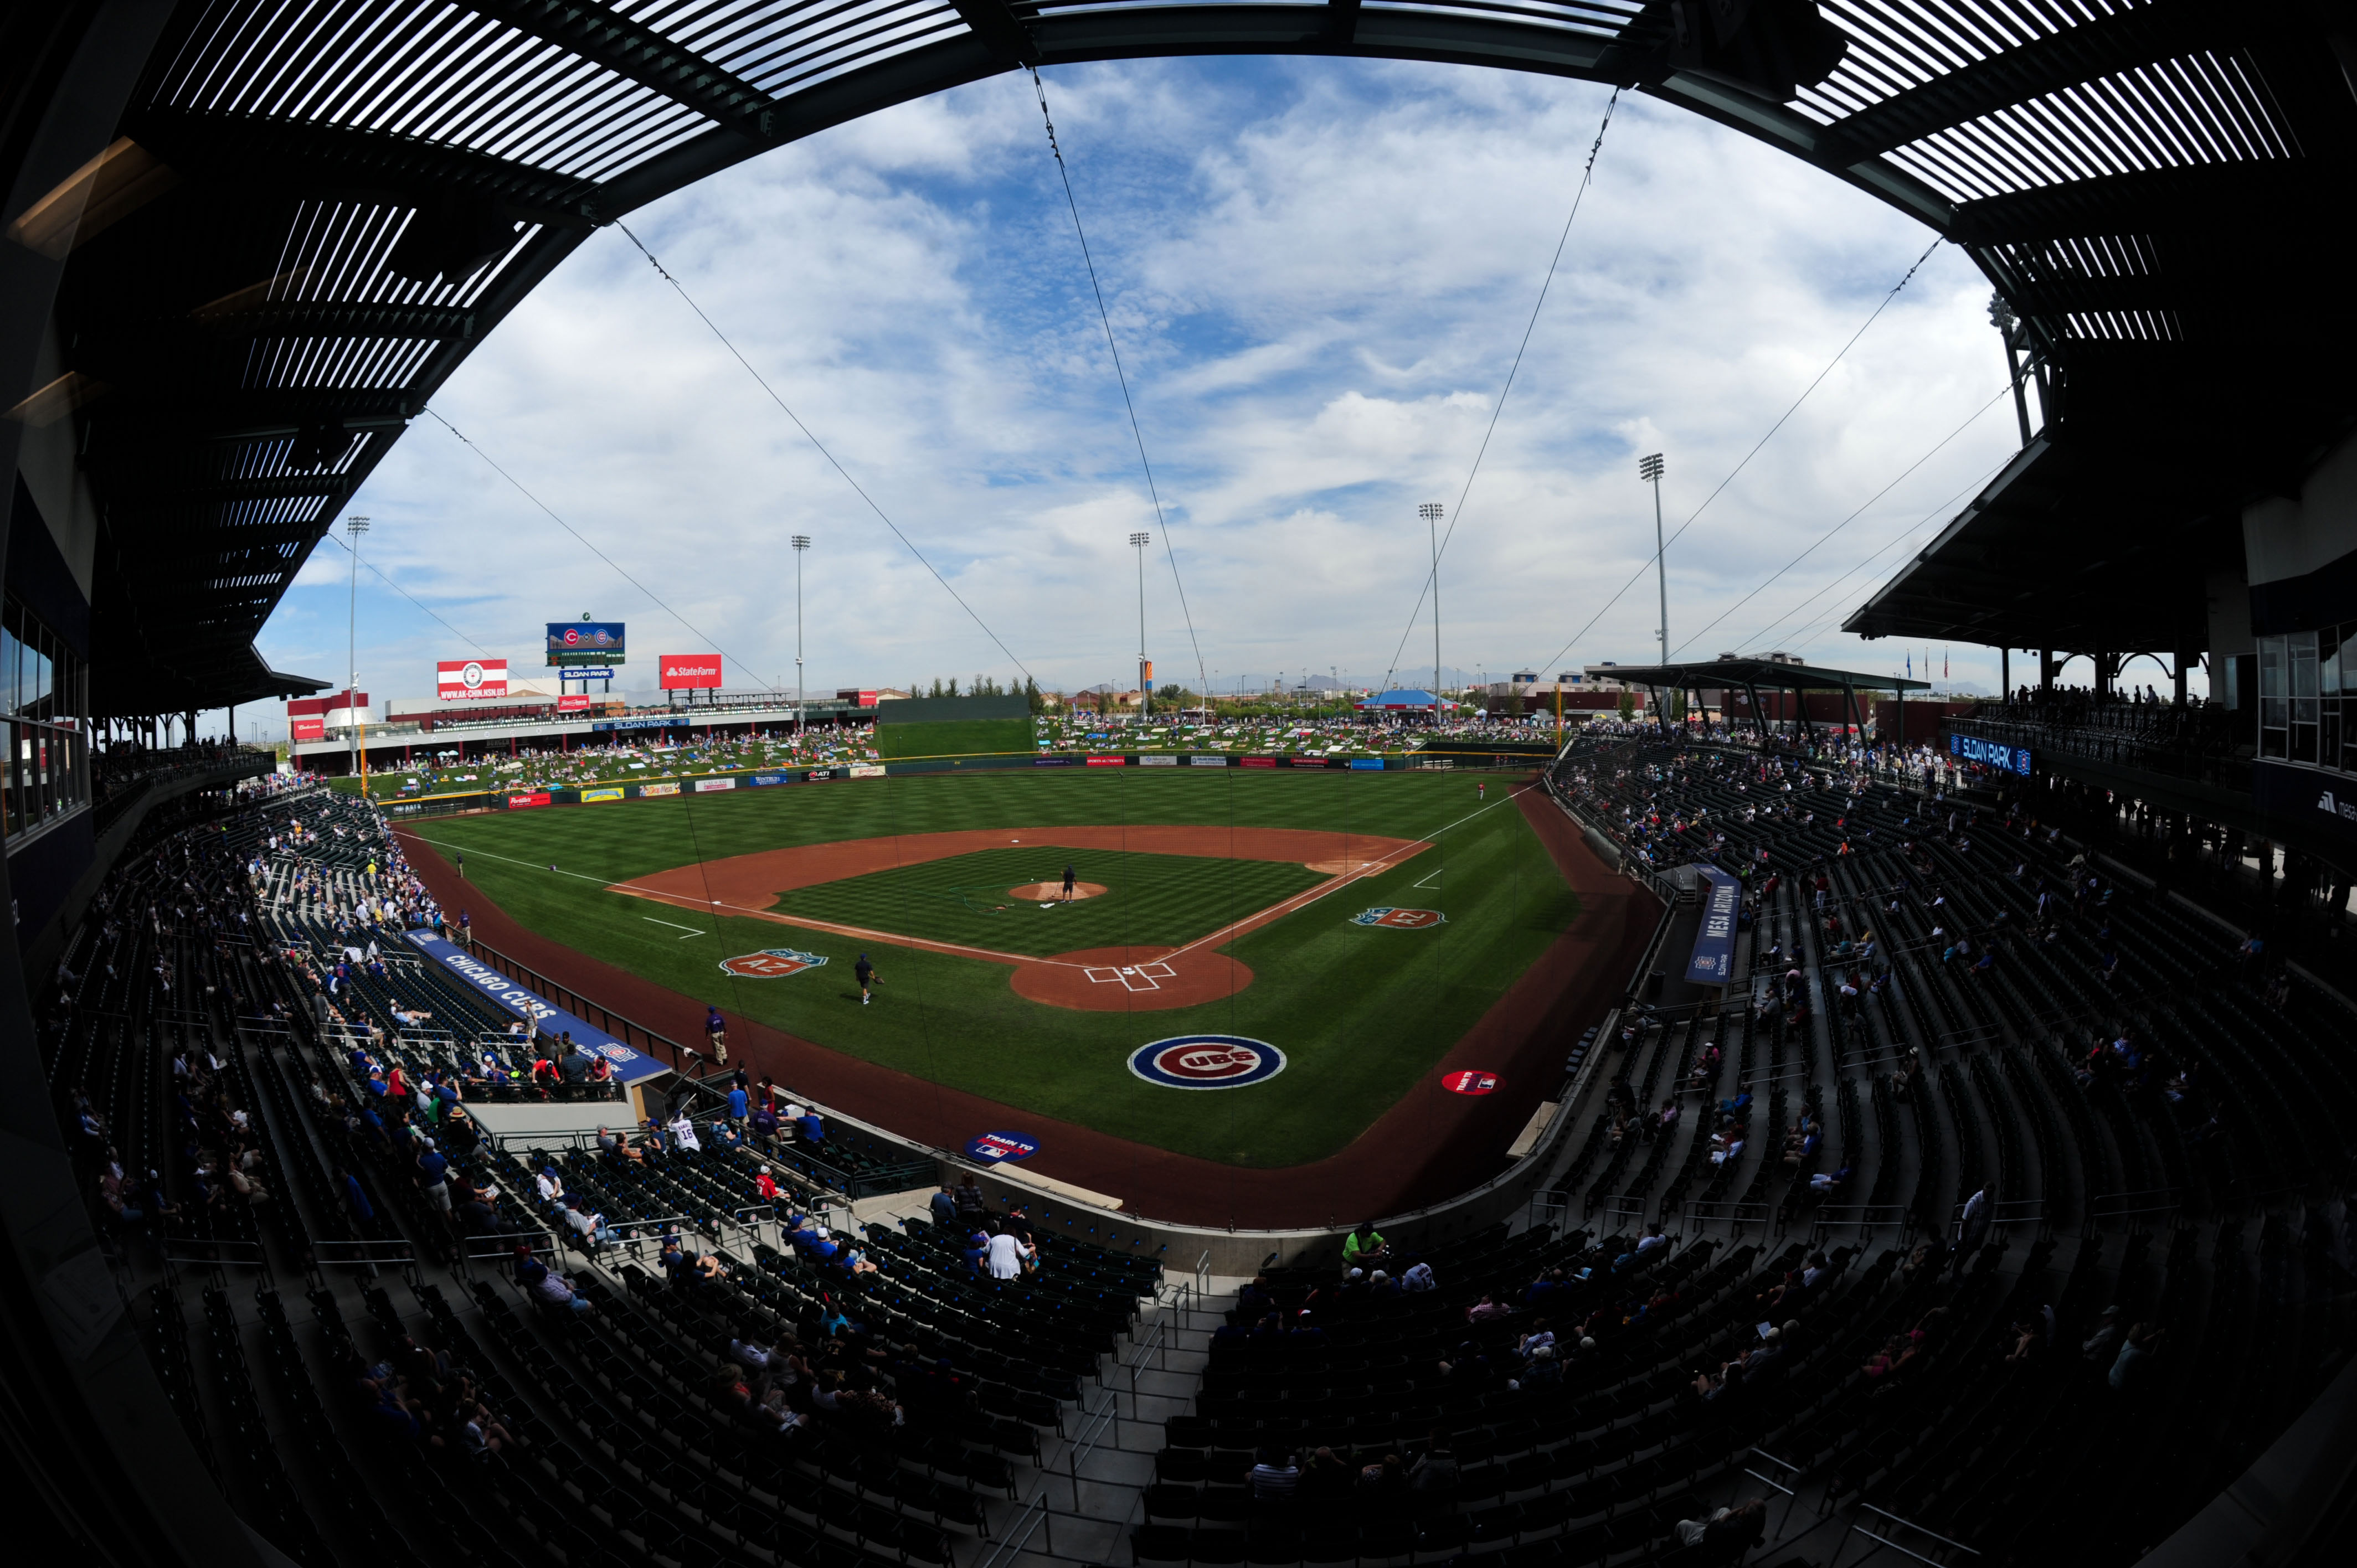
[1127, 1035, 1287, 1091]
[1351, 907, 1444, 929]
[719, 948, 829, 978]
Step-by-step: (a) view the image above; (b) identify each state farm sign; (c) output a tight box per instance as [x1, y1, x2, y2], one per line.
[437, 659, 509, 700]
[659, 654, 723, 690]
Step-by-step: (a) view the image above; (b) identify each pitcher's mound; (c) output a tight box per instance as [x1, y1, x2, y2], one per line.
[1012, 947, 1250, 1011]
[1010, 881, 1107, 902]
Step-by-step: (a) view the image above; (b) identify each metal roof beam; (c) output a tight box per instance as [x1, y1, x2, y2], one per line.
[127, 106, 606, 223]
[459, 2, 779, 136]
[1821, 0, 2216, 162]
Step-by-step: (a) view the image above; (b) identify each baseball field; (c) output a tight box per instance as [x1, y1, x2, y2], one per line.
[398, 768, 1579, 1168]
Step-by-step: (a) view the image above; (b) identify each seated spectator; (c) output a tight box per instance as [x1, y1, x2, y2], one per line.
[1342, 1221, 1390, 1270]
[1400, 1261, 1437, 1292]
[1248, 1448, 1300, 1508]
[2110, 1323, 2163, 1393]
[1674, 1499, 1768, 1552]
[1464, 1294, 1510, 1324]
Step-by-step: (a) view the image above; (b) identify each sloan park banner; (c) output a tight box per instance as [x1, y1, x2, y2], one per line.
[403, 930, 667, 1084]
[1685, 865, 1742, 985]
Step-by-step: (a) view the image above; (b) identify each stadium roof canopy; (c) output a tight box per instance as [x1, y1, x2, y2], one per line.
[13, 1, 2353, 714]
[1601, 657, 1929, 694]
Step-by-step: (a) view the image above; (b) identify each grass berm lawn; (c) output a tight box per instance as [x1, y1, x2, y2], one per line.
[404, 769, 1577, 1167]
[874, 716, 1036, 758]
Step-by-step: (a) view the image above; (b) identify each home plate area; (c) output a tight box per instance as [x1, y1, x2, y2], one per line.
[1086, 960, 1176, 992]
[1010, 945, 1252, 1011]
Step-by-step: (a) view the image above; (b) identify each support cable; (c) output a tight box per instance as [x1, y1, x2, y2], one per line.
[1524, 235, 1944, 680]
[1737, 450, 2016, 656]
[1026, 67, 1209, 708]
[1668, 382, 2010, 659]
[424, 408, 774, 687]
[612, 220, 1036, 686]
[1378, 87, 1621, 693]
[313, 527, 494, 659]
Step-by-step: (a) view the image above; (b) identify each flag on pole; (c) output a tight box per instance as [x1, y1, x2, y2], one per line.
[1906, 652, 1912, 678]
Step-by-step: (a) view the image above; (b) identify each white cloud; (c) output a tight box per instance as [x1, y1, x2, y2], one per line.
[254, 55, 2024, 726]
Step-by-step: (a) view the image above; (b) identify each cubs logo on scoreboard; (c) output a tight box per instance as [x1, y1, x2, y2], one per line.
[1127, 1035, 1287, 1091]
[718, 948, 829, 979]
[1351, 907, 1445, 929]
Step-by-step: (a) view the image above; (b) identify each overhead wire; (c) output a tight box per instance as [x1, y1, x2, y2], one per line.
[1524, 234, 1946, 680]
[312, 527, 495, 658]
[611, 220, 1036, 687]
[1376, 87, 1622, 693]
[1026, 66, 1210, 708]
[1735, 450, 2016, 656]
[1666, 381, 2012, 659]
[423, 407, 774, 686]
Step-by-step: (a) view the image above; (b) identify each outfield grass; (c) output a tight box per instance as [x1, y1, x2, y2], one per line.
[874, 717, 1036, 758]
[408, 770, 1574, 1168]
[774, 847, 1324, 957]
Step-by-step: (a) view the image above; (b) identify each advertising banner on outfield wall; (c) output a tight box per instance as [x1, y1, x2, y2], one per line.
[581, 787, 624, 802]
[748, 773, 791, 787]
[847, 764, 886, 778]
[547, 621, 626, 667]
[507, 792, 552, 809]
[1139, 755, 1178, 766]
[639, 781, 680, 797]
[405, 930, 666, 1084]
[1685, 865, 1742, 985]
[1086, 756, 1125, 767]
[1187, 755, 1226, 766]
[693, 777, 735, 792]
[437, 659, 509, 700]
[659, 654, 723, 690]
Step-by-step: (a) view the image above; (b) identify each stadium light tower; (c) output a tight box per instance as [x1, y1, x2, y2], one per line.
[345, 515, 368, 777]
[1640, 453, 1668, 664]
[791, 535, 811, 734]
[1419, 503, 1444, 721]
[1129, 531, 1151, 720]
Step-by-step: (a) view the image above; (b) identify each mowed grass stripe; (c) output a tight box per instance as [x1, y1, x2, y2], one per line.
[408, 770, 1573, 1167]
[775, 848, 1325, 956]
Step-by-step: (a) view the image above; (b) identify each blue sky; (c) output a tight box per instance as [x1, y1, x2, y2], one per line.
[243, 56, 2022, 735]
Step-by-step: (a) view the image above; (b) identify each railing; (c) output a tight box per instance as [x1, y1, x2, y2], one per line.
[462, 937, 690, 1067]
[1681, 1199, 1771, 1232]
[1948, 715, 2251, 793]
[1831, 1501, 1982, 1568]
[2090, 1186, 2180, 1223]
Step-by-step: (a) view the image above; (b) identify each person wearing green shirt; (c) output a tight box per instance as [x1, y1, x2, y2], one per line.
[1342, 1223, 1389, 1269]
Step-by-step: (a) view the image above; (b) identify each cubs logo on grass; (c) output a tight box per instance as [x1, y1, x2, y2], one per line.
[1128, 1035, 1286, 1091]
[718, 948, 829, 979]
[1351, 906, 1444, 929]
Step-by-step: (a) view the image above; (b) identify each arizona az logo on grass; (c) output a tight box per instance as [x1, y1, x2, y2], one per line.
[718, 948, 829, 979]
[1351, 906, 1445, 929]
[1128, 1035, 1287, 1091]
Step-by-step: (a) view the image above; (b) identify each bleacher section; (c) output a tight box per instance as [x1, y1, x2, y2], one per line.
[41, 757, 2357, 1568]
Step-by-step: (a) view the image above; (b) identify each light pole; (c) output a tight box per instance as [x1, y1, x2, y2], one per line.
[1129, 531, 1151, 721]
[791, 535, 810, 736]
[1419, 503, 1444, 724]
[1640, 453, 1667, 664]
[345, 515, 368, 778]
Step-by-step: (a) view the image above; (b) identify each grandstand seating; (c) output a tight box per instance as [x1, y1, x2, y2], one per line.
[41, 750, 2357, 1568]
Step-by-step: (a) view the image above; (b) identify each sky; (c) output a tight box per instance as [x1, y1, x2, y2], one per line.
[236, 55, 2033, 740]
